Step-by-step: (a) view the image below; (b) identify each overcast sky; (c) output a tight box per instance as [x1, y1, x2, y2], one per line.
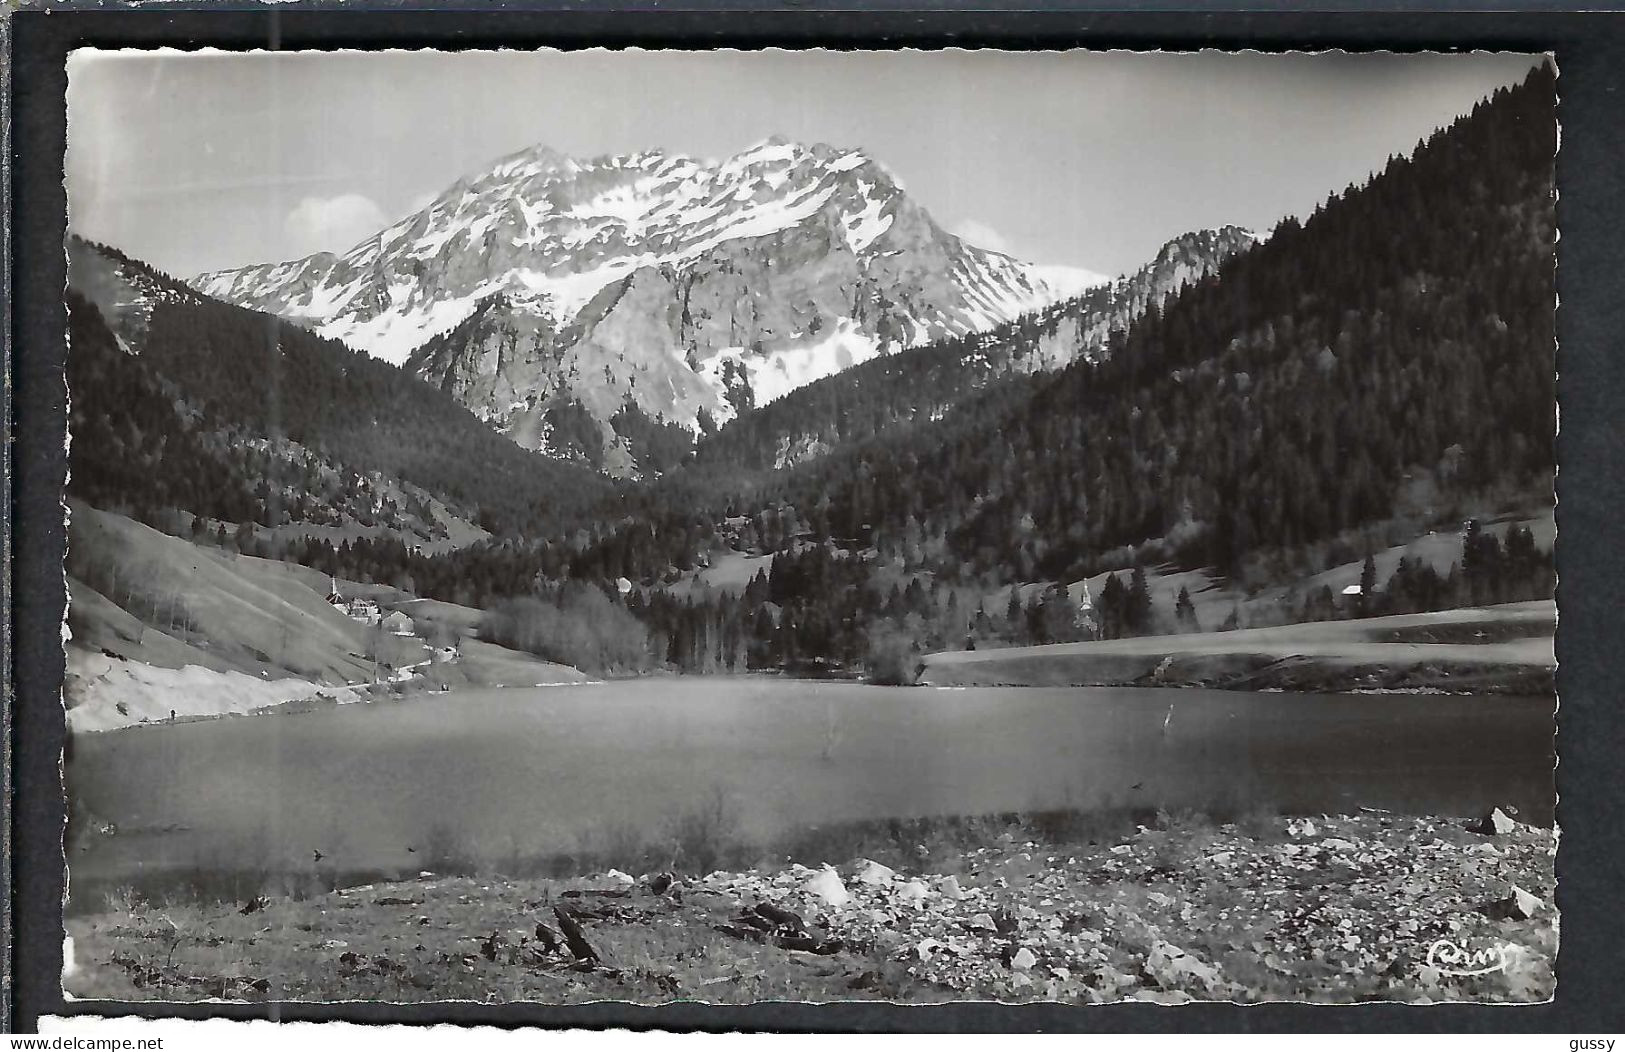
[66, 49, 1542, 279]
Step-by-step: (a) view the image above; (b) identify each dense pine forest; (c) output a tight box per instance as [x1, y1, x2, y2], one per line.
[735, 65, 1556, 582]
[68, 289, 263, 528]
[691, 226, 1255, 475]
[692, 296, 1103, 474]
[65, 66, 1557, 678]
[68, 241, 611, 537]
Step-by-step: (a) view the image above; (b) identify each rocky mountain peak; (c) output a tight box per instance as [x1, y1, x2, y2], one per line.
[191, 138, 1108, 475]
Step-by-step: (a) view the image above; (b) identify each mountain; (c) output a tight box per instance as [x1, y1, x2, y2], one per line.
[192, 138, 1107, 473]
[562, 66, 1556, 622]
[691, 226, 1259, 472]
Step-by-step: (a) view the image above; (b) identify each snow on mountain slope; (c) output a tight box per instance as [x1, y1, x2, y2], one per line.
[700, 317, 887, 409]
[68, 238, 195, 355]
[1016, 225, 1264, 373]
[193, 138, 1107, 473]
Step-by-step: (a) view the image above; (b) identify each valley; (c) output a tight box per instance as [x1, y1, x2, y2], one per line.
[57, 58, 1559, 1005]
[61, 66, 1559, 717]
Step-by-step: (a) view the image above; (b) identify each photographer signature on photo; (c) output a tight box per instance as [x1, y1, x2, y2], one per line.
[1425, 937, 1513, 977]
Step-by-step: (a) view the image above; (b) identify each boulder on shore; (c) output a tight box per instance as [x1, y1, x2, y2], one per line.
[804, 865, 850, 907]
[855, 859, 896, 886]
[1469, 807, 1518, 836]
[1486, 885, 1544, 921]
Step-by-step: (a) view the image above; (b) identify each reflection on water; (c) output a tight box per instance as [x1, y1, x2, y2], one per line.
[66, 679, 1554, 906]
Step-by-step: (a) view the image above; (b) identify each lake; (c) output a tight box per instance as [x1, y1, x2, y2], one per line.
[66, 678, 1554, 907]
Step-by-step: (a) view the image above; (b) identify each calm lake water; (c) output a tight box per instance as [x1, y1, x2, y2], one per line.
[66, 678, 1554, 905]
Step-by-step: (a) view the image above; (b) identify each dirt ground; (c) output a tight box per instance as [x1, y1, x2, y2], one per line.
[65, 810, 1555, 1005]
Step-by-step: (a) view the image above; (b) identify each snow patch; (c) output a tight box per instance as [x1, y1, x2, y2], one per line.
[1027, 262, 1112, 299]
[699, 318, 885, 409]
[676, 181, 837, 261]
[843, 186, 894, 254]
[509, 259, 644, 320]
[828, 151, 869, 173]
[728, 140, 803, 170]
[462, 211, 499, 246]
[512, 196, 552, 246]
[317, 295, 486, 367]
[411, 219, 465, 260]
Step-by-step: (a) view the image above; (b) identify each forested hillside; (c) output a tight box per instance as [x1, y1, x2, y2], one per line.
[692, 227, 1255, 474]
[67, 240, 610, 538]
[766, 66, 1556, 583]
[69, 294, 479, 554]
[691, 304, 1078, 473]
[68, 289, 261, 528]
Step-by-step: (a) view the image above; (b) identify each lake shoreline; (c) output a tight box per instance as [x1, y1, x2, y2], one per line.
[918, 602, 1556, 695]
[69, 653, 1553, 741]
[918, 653, 1556, 696]
[67, 602, 1559, 736]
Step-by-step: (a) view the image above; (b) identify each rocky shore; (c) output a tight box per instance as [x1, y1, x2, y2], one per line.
[66, 810, 1555, 1004]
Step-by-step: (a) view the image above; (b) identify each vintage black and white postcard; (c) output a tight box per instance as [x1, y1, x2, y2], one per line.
[58, 48, 1557, 1006]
